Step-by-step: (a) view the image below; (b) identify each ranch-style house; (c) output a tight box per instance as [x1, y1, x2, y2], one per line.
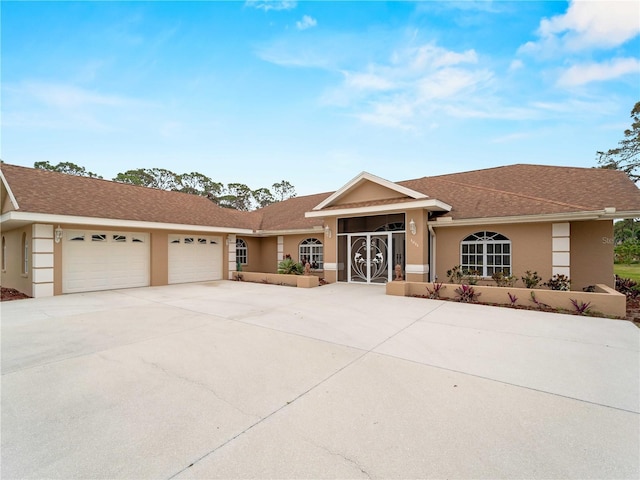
[1, 162, 639, 297]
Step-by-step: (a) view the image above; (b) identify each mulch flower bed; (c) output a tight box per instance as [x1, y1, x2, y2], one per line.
[1, 287, 31, 302]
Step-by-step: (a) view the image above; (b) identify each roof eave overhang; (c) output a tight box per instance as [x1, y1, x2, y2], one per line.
[305, 198, 452, 218]
[250, 226, 324, 237]
[431, 209, 638, 227]
[0, 211, 255, 234]
[0, 169, 20, 210]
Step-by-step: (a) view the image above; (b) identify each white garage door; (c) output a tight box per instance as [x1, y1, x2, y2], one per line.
[168, 235, 223, 284]
[63, 231, 150, 293]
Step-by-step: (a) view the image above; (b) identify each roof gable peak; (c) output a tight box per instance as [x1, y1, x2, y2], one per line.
[312, 171, 427, 211]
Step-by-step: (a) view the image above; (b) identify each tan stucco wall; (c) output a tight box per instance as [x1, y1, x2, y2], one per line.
[150, 231, 169, 286]
[1, 226, 33, 296]
[433, 223, 553, 285]
[405, 209, 429, 282]
[571, 220, 615, 289]
[2, 191, 15, 214]
[236, 236, 261, 273]
[335, 181, 406, 205]
[257, 236, 277, 273]
[323, 218, 337, 283]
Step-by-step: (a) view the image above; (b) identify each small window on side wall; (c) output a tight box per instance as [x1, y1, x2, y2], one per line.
[21, 232, 28, 275]
[236, 238, 248, 265]
[1, 236, 6, 271]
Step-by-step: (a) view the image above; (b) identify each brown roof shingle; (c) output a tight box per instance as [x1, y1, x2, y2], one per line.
[399, 164, 640, 220]
[3, 163, 639, 230]
[1, 163, 257, 230]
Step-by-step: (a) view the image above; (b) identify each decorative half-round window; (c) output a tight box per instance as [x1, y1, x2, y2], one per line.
[460, 231, 511, 277]
[299, 238, 323, 270]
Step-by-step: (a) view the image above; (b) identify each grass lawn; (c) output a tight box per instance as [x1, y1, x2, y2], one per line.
[614, 263, 640, 282]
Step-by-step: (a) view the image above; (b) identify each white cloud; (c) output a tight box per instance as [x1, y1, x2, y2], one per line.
[557, 57, 640, 87]
[2, 81, 155, 131]
[520, 0, 640, 54]
[336, 44, 496, 128]
[11, 81, 140, 109]
[296, 15, 317, 30]
[343, 71, 395, 91]
[245, 1, 296, 12]
[508, 59, 524, 71]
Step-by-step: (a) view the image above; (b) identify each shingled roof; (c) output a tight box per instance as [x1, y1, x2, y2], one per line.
[3, 163, 639, 232]
[1, 163, 257, 230]
[398, 164, 640, 220]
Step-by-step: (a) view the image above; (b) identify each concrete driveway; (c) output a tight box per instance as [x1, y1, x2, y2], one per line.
[2, 281, 638, 479]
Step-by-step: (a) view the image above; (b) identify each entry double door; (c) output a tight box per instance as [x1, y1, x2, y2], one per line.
[348, 233, 392, 284]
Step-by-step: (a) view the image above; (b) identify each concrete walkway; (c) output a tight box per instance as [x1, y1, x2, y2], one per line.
[2, 281, 638, 479]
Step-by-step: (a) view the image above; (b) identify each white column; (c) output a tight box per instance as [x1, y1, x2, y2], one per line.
[228, 234, 237, 279]
[277, 235, 284, 268]
[32, 224, 54, 297]
[552, 223, 570, 278]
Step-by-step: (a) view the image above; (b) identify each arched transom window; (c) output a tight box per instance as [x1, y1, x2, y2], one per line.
[236, 238, 248, 265]
[461, 231, 511, 276]
[299, 238, 323, 270]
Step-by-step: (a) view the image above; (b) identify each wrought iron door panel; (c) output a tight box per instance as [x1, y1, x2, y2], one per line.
[369, 235, 389, 284]
[349, 234, 390, 283]
[350, 236, 368, 283]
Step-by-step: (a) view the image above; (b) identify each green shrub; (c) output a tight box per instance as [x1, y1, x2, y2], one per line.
[521, 270, 542, 289]
[277, 258, 304, 275]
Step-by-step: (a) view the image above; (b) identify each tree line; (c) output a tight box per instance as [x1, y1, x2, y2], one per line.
[33, 162, 295, 211]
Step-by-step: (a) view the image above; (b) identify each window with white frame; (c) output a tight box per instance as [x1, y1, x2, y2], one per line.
[461, 231, 511, 276]
[299, 238, 323, 270]
[21, 232, 28, 275]
[236, 238, 248, 265]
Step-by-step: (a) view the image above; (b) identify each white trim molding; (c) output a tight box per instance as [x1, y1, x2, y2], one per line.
[432, 209, 634, 227]
[0, 168, 20, 210]
[0, 211, 255, 234]
[306, 198, 451, 218]
[405, 264, 429, 274]
[323, 262, 337, 271]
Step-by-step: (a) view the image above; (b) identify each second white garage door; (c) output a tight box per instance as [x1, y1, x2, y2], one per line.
[168, 235, 223, 284]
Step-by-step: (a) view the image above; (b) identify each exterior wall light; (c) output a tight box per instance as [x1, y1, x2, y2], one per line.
[54, 226, 63, 243]
[409, 218, 416, 235]
[324, 225, 332, 238]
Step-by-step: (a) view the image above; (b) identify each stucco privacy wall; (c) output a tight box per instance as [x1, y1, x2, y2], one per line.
[1, 226, 32, 297]
[571, 220, 615, 289]
[432, 223, 553, 286]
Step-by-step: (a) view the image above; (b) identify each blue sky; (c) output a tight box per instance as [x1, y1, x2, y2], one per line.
[2, 1, 639, 196]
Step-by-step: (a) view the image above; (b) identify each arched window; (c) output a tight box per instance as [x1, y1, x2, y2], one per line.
[461, 231, 511, 277]
[299, 238, 323, 270]
[236, 238, 248, 266]
[21, 232, 28, 275]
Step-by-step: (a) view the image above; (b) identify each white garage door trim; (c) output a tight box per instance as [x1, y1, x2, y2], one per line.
[168, 235, 223, 284]
[62, 230, 150, 294]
